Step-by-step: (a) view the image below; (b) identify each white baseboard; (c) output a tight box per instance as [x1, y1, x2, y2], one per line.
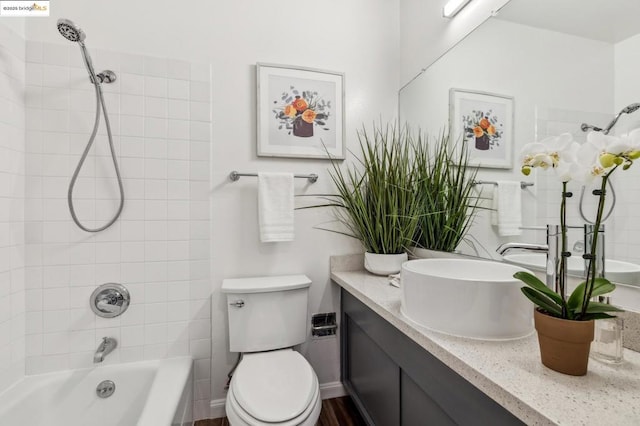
[320, 381, 346, 400]
[208, 381, 345, 420]
[209, 398, 226, 420]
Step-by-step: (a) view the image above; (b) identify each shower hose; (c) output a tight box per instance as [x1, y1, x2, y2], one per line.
[67, 81, 124, 232]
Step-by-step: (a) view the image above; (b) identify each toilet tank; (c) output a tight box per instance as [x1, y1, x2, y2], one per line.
[221, 274, 311, 353]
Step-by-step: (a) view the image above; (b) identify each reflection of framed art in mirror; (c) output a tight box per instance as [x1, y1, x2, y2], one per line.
[449, 88, 514, 169]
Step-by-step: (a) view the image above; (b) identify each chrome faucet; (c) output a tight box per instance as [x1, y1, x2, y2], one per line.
[496, 242, 549, 255]
[94, 337, 117, 363]
[497, 225, 561, 290]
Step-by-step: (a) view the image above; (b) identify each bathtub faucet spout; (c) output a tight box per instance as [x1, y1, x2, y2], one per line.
[94, 337, 117, 363]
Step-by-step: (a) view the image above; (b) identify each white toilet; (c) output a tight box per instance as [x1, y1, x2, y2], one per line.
[221, 274, 321, 426]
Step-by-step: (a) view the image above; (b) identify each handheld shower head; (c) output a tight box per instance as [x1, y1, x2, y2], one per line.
[57, 18, 86, 43]
[621, 103, 640, 114]
[603, 102, 640, 134]
[55, 18, 111, 85]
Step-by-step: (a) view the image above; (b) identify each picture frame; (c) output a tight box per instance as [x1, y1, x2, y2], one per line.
[449, 88, 514, 169]
[256, 63, 345, 159]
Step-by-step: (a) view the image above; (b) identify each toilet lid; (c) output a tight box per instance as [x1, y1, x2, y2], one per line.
[232, 350, 317, 423]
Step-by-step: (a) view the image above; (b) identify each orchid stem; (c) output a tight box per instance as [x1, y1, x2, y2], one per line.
[580, 171, 613, 318]
[560, 182, 568, 317]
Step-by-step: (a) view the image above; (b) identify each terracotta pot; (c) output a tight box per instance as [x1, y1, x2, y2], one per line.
[533, 309, 594, 376]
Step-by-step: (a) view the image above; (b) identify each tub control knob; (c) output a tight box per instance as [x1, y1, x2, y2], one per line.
[90, 283, 131, 318]
[229, 300, 245, 308]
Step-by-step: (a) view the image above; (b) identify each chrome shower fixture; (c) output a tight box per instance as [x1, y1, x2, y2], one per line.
[621, 103, 640, 114]
[94, 70, 117, 84]
[577, 103, 638, 225]
[580, 123, 603, 132]
[581, 102, 640, 135]
[56, 18, 86, 43]
[56, 18, 124, 232]
[56, 18, 117, 85]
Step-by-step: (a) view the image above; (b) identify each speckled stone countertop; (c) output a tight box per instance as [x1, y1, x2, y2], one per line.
[330, 255, 640, 426]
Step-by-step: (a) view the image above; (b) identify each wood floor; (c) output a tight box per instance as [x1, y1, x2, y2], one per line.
[194, 396, 366, 426]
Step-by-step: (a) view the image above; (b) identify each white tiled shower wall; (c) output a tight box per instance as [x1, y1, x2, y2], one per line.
[0, 23, 26, 394]
[22, 41, 212, 416]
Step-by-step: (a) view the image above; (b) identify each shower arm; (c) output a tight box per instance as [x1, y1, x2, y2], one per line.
[602, 112, 626, 135]
[582, 103, 640, 136]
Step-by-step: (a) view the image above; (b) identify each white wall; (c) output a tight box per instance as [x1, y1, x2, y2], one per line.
[399, 19, 613, 256]
[0, 22, 26, 394]
[25, 0, 400, 419]
[1, 18, 25, 37]
[400, 0, 510, 87]
[207, 1, 400, 414]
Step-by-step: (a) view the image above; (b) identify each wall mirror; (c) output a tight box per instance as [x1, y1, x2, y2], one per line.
[399, 0, 640, 311]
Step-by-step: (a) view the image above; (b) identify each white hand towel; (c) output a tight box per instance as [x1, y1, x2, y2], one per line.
[258, 172, 294, 242]
[491, 181, 522, 236]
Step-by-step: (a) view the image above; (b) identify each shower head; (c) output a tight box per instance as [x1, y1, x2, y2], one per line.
[603, 102, 640, 134]
[56, 18, 100, 84]
[57, 18, 86, 43]
[621, 103, 640, 114]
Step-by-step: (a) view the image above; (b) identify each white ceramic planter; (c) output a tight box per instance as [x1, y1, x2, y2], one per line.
[408, 246, 464, 260]
[364, 252, 408, 275]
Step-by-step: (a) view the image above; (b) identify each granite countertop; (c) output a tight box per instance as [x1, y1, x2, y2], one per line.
[330, 256, 640, 426]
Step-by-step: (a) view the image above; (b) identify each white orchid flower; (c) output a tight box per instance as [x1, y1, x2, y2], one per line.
[555, 141, 580, 182]
[627, 128, 640, 145]
[586, 130, 640, 167]
[520, 133, 575, 176]
[570, 142, 605, 183]
[587, 131, 624, 153]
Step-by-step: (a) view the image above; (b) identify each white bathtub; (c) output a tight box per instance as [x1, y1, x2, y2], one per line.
[0, 357, 193, 426]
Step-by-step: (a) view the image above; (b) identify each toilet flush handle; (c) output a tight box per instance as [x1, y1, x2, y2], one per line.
[229, 300, 245, 308]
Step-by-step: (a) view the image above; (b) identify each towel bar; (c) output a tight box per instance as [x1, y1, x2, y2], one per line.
[229, 171, 318, 183]
[472, 180, 533, 190]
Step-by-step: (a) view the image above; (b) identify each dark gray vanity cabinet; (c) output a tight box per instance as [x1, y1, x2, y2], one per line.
[340, 289, 524, 426]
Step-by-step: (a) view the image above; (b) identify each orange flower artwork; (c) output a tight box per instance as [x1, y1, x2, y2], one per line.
[292, 98, 308, 112]
[462, 109, 504, 151]
[302, 109, 317, 124]
[284, 104, 297, 118]
[273, 85, 332, 138]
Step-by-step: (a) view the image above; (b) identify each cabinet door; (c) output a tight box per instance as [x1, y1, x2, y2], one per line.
[344, 315, 399, 426]
[401, 370, 456, 426]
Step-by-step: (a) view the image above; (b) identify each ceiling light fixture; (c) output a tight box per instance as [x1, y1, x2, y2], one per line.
[443, 0, 472, 18]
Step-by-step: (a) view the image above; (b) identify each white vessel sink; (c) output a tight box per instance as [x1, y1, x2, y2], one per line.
[503, 253, 640, 286]
[400, 259, 534, 340]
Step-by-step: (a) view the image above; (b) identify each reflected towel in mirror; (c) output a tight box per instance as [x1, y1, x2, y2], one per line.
[491, 181, 522, 236]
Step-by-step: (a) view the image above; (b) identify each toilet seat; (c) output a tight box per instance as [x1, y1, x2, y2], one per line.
[226, 380, 321, 426]
[226, 349, 321, 426]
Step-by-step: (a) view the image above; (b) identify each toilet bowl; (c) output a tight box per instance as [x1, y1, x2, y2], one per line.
[225, 350, 321, 426]
[221, 275, 321, 426]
